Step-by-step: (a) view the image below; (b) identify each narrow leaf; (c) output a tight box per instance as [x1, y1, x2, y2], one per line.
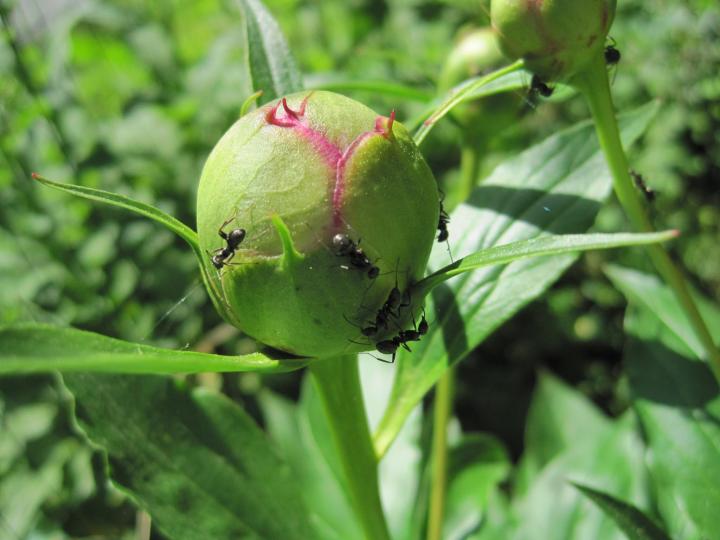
[418, 231, 677, 295]
[413, 60, 524, 144]
[374, 102, 660, 457]
[405, 70, 527, 131]
[574, 483, 672, 540]
[64, 374, 316, 540]
[235, 0, 303, 103]
[31, 173, 238, 330]
[0, 323, 308, 375]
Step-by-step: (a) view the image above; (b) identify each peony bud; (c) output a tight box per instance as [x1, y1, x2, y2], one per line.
[196, 91, 439, 357]
[491, 0, 616, 81]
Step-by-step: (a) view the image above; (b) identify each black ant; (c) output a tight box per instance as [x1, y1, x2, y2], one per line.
[210, 217, 246, 269]
[630, 169, 656, 203]
[604, 38, 621, 66]
[363, 311, 429, 363]
[332, 233, 380, 279]
[437, 195, 450, 243]
[530, 74, 554, 98]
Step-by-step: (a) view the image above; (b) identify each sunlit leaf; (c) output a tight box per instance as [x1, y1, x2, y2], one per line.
[64, 374, 315, 540]
[374, 102, 660, 457]
[234, 0, 303, 103]
[0, 323, 307, 375]
[607, 265, 720, 540]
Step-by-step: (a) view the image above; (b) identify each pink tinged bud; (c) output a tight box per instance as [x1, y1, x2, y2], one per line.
[196, 91, 439, 357]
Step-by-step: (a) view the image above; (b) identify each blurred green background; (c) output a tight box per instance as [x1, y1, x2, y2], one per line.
[1, 0, 718, 537]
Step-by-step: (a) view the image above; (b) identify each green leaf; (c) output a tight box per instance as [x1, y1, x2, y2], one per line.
[0, 323, 308, 375]
[30, 173, 237, 331]
[491, 416, 649, 540]
[442, 434, 511, 540]
[260, 380, 363, 540]
[413, 61, 524, 144]
[417, 231, 677, 295]
[234, 0, 303, 103]
[64, 374, 315, 540]
[574, 483, 672, 540]
[374, 102, 660, 457]
[306, 76, 434, 102]
[607, 265, 720, 539]
[405, 70, 527, 131]
[516, 371, 613, 495]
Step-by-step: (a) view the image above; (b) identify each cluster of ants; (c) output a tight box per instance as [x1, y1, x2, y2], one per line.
[207, 184, 452, 363]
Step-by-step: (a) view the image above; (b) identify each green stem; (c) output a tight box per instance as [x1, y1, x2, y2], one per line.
[458, 140, 484, 206]
[572, 51, 720, 380]
[310, 357, 391, 540]
[426, 369, 454, 540]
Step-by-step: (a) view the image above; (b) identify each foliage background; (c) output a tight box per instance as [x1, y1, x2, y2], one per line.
[1, 0, 718, 537]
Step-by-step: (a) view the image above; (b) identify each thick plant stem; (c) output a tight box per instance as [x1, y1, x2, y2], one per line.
[426, 368, 454, 540]
[310, 357, 391, 540]
[573, 52, 720, 381]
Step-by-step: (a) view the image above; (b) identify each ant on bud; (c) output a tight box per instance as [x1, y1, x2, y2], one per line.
[630, 169, 656, 203]
[530, 74, 554, 98]
[604, 38, 621, 66]
[437, 195, 450, 243]
[332, 233, 380, 279]
[360, 310, 430, 364]
[210, 217, 246, 269]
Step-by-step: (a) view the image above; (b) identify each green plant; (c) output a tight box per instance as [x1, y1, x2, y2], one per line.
[1, 1, 718, 539]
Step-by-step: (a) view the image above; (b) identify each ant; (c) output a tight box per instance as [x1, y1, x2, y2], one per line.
[604, 38, 621, 66]
[437, 194, 450, 243]
[530, 74, 554, 98]
[210, 217, 246, 269]
[630, 169, 656, 203]
[332, 233, 380, 279]
[367, 311, 430, 363]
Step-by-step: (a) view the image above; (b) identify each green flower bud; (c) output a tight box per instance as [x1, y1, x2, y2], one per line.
[438, 27, 521, 136]
[196, 91, 439, 357]
[491, 0, 617, 81]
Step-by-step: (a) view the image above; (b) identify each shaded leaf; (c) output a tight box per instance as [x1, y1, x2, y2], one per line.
[0, 323, 307, 375]
[516, 371, 612, 495]
[607, 265, 720, 539]
[574, 483, 672, 540]
[234, 0, 303, 103]
[64, 374, 315, 540]
[374, 102, 660, 457]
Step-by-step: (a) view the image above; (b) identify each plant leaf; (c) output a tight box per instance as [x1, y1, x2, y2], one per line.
[607, 265, 720, 539]
[30, 173, 238, 330]
[63, 374, 315, 540]
[515, 371, 613, 495]
[413, 61, 524, 144]
[234, 0, 303, 103]
[0, 323, 308, 375]
[442, 434, 511, 540]
[373, 102, 660, 457]
[405, 70, 527, 132]
[574, 483, 672, 540]
[306, 76, 434, 102]
[472, 375, 652, 540]
[417, 231, 677, 295]
[259, 380, 363, 540]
